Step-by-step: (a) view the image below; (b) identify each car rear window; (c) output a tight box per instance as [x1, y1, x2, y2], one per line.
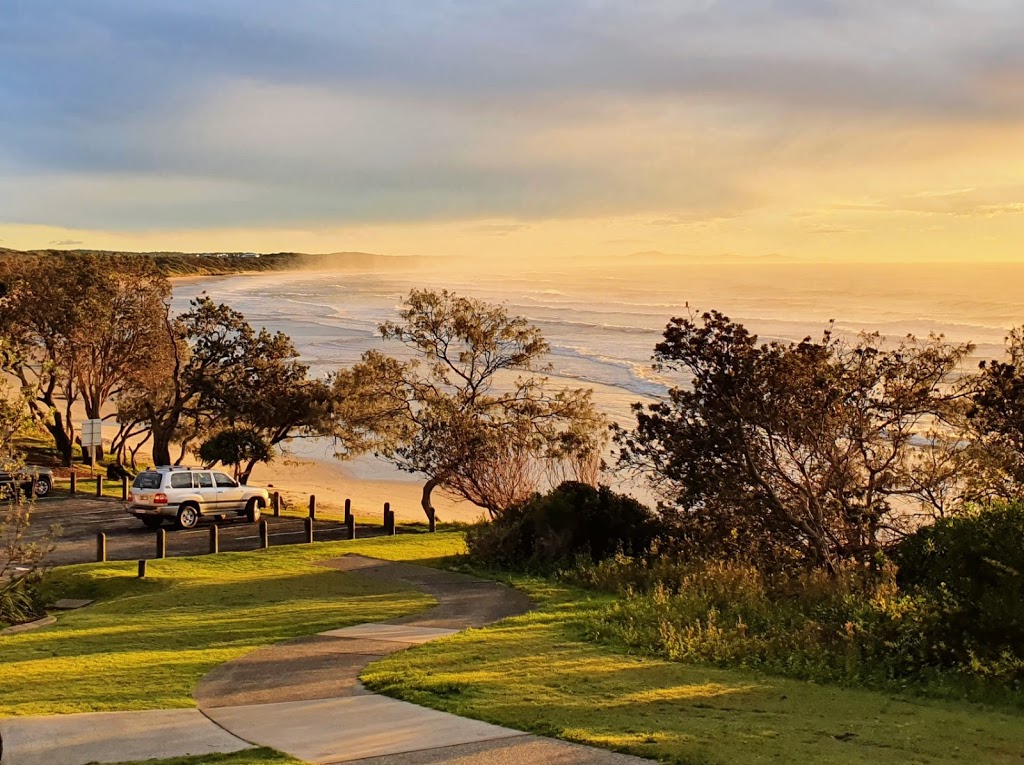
[170, 473, 193, 489]
[133, 473, 162, 490]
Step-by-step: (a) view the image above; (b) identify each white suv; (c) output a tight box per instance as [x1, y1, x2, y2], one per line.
[126, 466, 268, 529]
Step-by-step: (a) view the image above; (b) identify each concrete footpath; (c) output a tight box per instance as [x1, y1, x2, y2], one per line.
[0, 556, 649, 765]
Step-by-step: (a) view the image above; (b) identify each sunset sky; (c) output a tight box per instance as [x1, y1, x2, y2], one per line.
[2, 1, 1023, 261]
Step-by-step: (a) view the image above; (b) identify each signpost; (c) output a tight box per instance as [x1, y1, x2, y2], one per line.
[81, 419, 103, 466]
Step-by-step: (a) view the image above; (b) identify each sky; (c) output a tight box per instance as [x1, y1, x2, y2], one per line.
[2, 1, 1023, 262]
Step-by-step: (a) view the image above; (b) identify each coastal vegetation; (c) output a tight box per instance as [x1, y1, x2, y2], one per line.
[2, 254, 1024, 763]
[0, 248, 304, 277]
[363, 568, 1024, 765]
[335, 289, 607, 521]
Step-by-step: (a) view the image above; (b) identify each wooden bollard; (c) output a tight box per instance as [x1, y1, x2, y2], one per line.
[346, 512, 355, 540]
[156, 528, 166, 559]
[121, 476, 129, 501]
[385, 503, 396, 536]
[344, 498, 352, 524]
[96, 532, 107, 562]
[209, 525, 219, 555]
[95, 475, 103, 498]
[272, 491, 281, 517]
[304, 516, 314, 544]
[308, 495, 316, 520]
[138, 559, 147, 578]
[383, 502, 390, 527]
[259, 519, 269, 549]
[70, 471, 77, 496]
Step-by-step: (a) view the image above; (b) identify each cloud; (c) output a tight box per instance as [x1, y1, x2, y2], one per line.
[831, 187, 1024, 218]
[48, 239, 84, 246]
[2, 1, 1024, 233]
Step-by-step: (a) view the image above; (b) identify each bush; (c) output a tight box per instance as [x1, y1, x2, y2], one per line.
[0, 576, 45, 628]
[577, 556, 1022, 700]
[893, 502, 1024, 669]
[465, 482, 662, 570]
[1, 502, 54, 628]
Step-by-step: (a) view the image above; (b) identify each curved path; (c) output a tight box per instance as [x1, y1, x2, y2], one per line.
[198, 555, 647, 763]
[1, 556, 648, 765]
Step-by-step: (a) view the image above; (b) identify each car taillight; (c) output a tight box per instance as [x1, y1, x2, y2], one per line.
[154, 493, 168, 504]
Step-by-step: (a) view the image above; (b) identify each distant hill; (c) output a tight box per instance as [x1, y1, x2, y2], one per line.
[0, 248, 423, 277]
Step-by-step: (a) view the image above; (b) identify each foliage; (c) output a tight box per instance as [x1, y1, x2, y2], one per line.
[117, 296, 337, 480]
[363, 571, 1024, 765]
[198, 427, 272, 480]
[616, 310, 972, 571]
[570, 551, 1023, 699]
[0, 501, 58, 627]
[336, 289, 606, 520]
[893, 502, 1024, 671]
[465, 482, 661, 569]
[0, 253, 170, 464]
[966, 327, 1024, 501]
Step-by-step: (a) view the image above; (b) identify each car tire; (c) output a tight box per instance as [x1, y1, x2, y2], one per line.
[141, 516, 164, 529]
[33, 477, 52, 498]
[176, 503, 200, 530]
[245, 498, 263, 524]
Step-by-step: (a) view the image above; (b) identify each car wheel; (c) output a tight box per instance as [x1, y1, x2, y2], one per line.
[141, 516, 164, 529]
[245, 498, 262, 523]
[33, 477, 52, 498]
[176, 504, 200, 530]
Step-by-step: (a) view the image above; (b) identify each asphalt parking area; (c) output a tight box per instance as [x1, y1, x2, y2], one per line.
[21, 496, 369, 566]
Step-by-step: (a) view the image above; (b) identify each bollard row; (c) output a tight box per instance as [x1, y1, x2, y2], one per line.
[102, 490, 428, 567]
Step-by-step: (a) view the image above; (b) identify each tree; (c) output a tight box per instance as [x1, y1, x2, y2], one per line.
[616, 310, 972, 571]
[118, 296, 337, 480]
[0, 253, 169, 464]
[966, 327, 1024, 501]
[198, 428, 272, 481]
[0, 343, 55, 628]
[335, 289, 605, 520]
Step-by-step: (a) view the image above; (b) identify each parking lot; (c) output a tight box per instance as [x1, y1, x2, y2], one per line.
[24, 495, 377, 567]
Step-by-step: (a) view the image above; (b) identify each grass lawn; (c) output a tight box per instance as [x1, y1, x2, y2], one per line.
[117, 749, 302, 765]
[362, 576, 1024, 765]
[116, 749, 301, 765]
[0, 532, 466, 717]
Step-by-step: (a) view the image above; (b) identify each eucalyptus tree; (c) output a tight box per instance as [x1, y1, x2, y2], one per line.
[335, 289, 605, 520]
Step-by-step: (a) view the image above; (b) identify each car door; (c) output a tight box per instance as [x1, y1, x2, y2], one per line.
[194, 471, 218, 512]
[213, 472, 246, 511]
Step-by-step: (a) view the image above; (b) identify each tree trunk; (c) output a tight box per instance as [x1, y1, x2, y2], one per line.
[421, 476, 442, 522]
[238, 458, 260, 486]
[47, 414, 74, 467]
[152, 429, 173, 467]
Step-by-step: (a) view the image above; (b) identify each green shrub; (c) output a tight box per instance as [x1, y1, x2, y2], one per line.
[893, 502, 1024, 669]
[466, 482, 662, 569]
[575, 554, 1022, 701]
[0, 575, 45, 628]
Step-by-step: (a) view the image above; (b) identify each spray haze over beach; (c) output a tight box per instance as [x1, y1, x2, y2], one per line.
[171, 257, 1024, 518]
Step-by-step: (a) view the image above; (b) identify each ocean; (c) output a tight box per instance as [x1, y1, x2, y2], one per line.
[171, 259, 1024, 489]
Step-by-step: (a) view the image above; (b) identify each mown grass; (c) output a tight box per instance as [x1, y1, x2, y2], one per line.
[363, 575, 1024, 765]
[0, 532, 466, 717]
[117, 749, 301, 765]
